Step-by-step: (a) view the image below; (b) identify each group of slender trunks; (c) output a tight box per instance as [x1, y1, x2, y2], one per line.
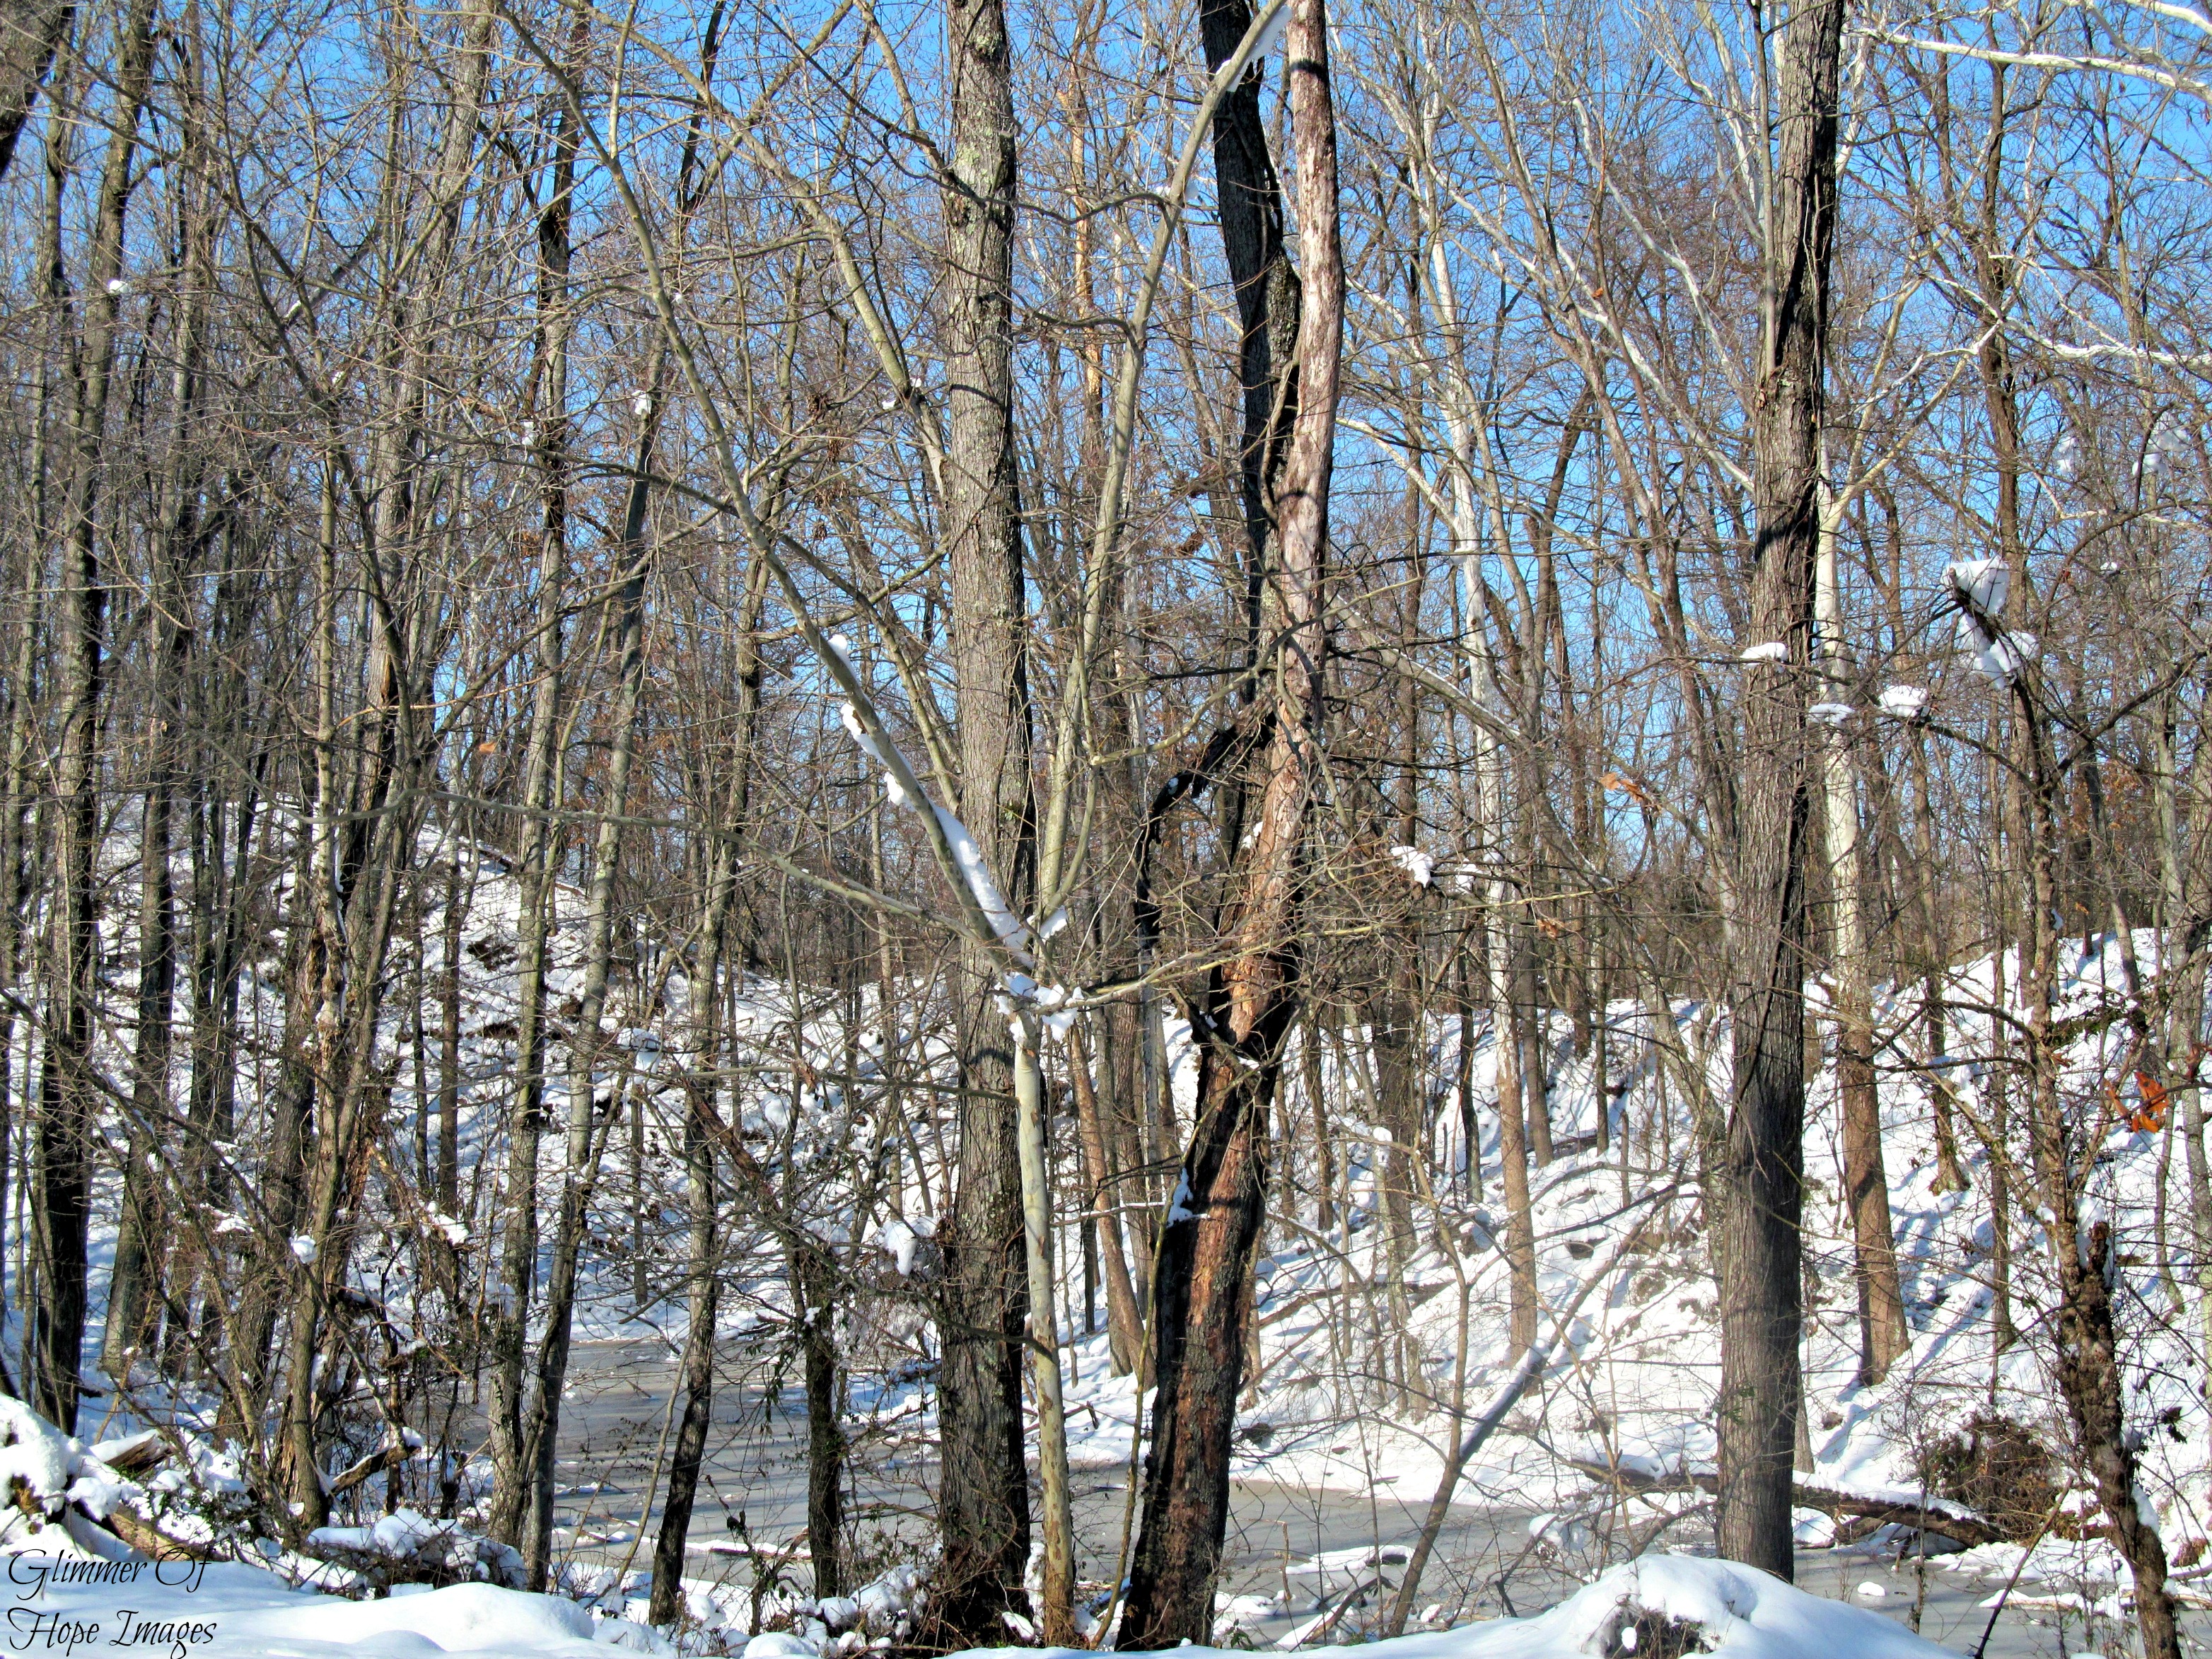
[0, 0, 2186, 1649]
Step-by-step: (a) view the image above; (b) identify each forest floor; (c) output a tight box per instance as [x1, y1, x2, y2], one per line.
[33, 830, 2212, 1654]
[531, 1337, 2196, 1657]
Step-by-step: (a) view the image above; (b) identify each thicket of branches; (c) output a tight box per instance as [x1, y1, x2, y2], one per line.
[1, 0, 2210, 1647]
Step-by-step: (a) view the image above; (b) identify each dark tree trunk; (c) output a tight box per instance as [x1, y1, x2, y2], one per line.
[1195, 0, 1298, 645]
[1119, 1, 1340, 1640]
[436, 845, 466, 1217]
[0, 0, 68, 185]
[34, 0, 154, 1432]
[1713, 0, 1843, 1580]
[799, 1243, 846, 1600]
[646, 848, 730, 1624]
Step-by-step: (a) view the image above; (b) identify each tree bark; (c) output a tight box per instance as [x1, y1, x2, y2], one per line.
[33, 0, 154, 1432]
[649, 400, 761, 1624]
[105, 79, 216, 1376]
[0, 0, 67, 185]
[1713, 0, 1842, 1581]
[798, 1242, 846, 1600]
[933, 0, 1037, 1632]
[487, 6, 583, 1550]
[1814, 492, 1905, 1385]
[518, 378, 665, 1588]
[1067, 1018, 1142, 1375]
[1119, 0, 1339, 1640]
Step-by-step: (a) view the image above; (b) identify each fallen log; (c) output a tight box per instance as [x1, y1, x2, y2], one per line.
[1564, 1457, 2008, 1548]
[102, 1503, 215, 1562]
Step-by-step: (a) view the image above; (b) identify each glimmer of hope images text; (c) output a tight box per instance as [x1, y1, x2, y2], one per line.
[6, 1556, 217, 1659]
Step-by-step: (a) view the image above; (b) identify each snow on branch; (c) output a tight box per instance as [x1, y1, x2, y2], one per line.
[1945, 559, 2038, 688]
[824, 635, 1044, 972]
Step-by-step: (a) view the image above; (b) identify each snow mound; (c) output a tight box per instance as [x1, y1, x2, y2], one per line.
[308, 1508, 457, 1560]
[235, 1580, 601, 1653]
[1057, 1557, 1952, 1659]
[0, 1397, 146, 1556]
[1397, 1556, 1948, 1658]
[0, 1395, 78, 1510]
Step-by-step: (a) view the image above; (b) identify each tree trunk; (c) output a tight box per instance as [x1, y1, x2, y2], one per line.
[1815, 492, 1905, 1385]
[933, 0, 1037, 1631]
[648, 386, 759, 1621]
[1067, 1018, 1142, 1375]
[1713, 0, 1842, 1580]
[105, 120, 216, 1375]
[798, 1242, 846, 1600]
[437, 844, 467, 1218]
[646, 817, 733, 1622]
[487, 8, 582, 1549]
[34, 0, 155, 1431]
[1119, 2, 1339, 1639]
[1492, 929, 1537, 1358]
[0, 0, 67, 185]
[1962, 515, 2187, 1659]
[518, 381, 664, 1588]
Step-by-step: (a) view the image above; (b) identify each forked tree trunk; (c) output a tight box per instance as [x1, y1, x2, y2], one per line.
[1119, 1, 1340, 1640]
[1713, 0, 1842, 1579]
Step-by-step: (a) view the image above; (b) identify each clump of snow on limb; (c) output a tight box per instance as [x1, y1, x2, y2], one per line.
[1946, 559, 2038, 688]
[1390, 844, 1436, 886]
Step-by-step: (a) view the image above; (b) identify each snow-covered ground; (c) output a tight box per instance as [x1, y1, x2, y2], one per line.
[26, 815, 2212, 1654]
[0, 1552, 1964, 1658]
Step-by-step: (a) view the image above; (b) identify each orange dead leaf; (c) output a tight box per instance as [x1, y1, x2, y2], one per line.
[2134, 1069, 2172, 1131]
[2107, 1073, 2170, 1133]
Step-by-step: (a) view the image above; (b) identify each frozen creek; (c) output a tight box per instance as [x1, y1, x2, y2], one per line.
[540, 1339, 2191, 1656]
